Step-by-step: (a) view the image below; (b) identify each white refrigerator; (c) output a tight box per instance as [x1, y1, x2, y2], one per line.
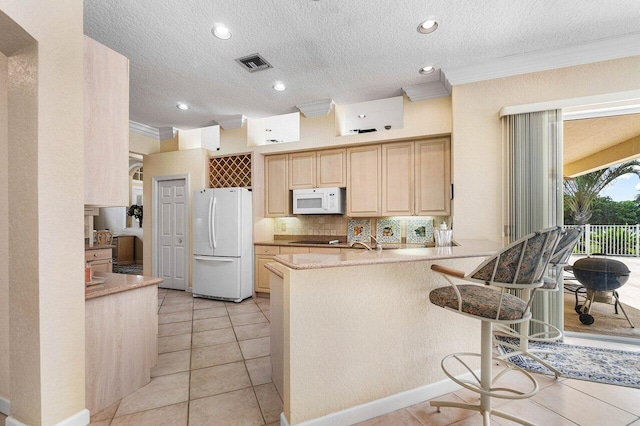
[192, 188, 253, 302]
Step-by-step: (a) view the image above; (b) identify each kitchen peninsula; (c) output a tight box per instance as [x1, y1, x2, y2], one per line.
[269, 240, 502, 425]
[85, 273, 163, 414]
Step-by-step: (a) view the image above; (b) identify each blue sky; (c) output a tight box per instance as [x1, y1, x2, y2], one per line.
[599, 173, 640, 201]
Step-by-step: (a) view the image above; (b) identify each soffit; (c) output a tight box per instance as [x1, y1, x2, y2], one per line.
[564, 114, 640, 165]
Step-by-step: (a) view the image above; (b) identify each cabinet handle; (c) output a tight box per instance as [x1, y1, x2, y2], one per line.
[264, 248, 268, 252]
[93, 253, 97, 257]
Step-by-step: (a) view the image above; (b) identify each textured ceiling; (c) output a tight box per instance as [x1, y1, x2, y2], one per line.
[83, 1, 640, 130]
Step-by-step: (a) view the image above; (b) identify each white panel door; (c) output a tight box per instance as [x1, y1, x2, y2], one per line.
[158, 179, 187, 290]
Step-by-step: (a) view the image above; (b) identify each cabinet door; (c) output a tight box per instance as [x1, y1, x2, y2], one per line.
[279, 246, 310, 255]
[265, 154, 290, 217]
[289, 152, 316, 189]
[90, 259, 113, 273]
[83, 36, 129, 206]
[382, 142, 414, 216]
[415, 138, 451, 215]
[347, 145, 381, 216]
[317, 149, 346, 188]
[255, 255, 275, 293]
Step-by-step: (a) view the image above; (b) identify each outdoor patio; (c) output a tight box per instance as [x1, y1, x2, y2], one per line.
[563, 254, 640, 339]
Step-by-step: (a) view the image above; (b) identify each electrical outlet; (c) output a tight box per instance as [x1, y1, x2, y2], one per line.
[280, 222, 286, 231]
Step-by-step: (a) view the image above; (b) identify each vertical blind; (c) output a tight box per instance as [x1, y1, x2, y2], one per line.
[503, 110, 564, 334]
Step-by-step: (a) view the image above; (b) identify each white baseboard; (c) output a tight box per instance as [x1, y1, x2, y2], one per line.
[279, 372, 477, 426]
[6, 409, 89, 426]
[0, 396, 9, 416]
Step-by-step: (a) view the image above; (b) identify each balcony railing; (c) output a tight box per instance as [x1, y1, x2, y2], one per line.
[565, 224, 640, 257]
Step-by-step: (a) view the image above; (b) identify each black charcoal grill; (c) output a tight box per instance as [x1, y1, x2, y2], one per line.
[571, 257, 635, 327]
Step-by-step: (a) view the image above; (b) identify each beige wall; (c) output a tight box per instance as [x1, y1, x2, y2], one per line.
[1, 1, 85, 424]
[0, 51, 8, 404]
[217, 96, 452, 157]
[452, 56, 640, 244]
[282, 257, 483, 423]
[142, 148, 208, 285]
[130, 130, 161, 155]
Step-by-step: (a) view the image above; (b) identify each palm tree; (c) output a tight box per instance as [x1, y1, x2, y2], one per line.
[564, 161, 640, 225]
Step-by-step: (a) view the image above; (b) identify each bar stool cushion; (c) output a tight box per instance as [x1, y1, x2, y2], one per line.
[429, 285, 528, 321]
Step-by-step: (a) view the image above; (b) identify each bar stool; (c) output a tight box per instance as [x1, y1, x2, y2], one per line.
[429, 227, 562, 426]
[495, 227, 582, 377]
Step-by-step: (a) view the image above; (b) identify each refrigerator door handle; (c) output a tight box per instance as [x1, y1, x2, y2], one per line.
[212, 197, 218, 249]
[208, 197, 213, 249]
[194, 256, 233, 262]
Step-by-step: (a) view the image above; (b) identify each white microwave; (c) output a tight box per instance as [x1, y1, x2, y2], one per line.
[293, 188, 345, 215]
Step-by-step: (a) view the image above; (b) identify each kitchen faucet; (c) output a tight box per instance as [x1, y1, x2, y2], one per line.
[370, 235, 383, 252]
[349, 241, 372, 250]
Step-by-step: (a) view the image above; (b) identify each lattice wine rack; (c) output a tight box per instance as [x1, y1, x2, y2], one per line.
[209, 153, 252, 188]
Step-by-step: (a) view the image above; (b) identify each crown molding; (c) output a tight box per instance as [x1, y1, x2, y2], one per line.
[215, 114, 246, 130]
[296, 99, 334, 118]
[445, 32, 640, 86]
[157, 126, 176, 140]
[129, 121, 176, 140]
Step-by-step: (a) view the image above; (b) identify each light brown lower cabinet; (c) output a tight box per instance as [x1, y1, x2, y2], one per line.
[254, 245, 316, 294]
[255, 245, 279, 294]
[85, 248, 113, 273]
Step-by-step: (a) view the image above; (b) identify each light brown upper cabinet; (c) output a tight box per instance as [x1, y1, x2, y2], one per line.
[288, 152, 316, 189]
[346, 145, 381, 216]
[84, 36, 129, 206]
[289, 149, 346, 189]
[415, 138, 451, 216]
[382, 142, 414, 216]
[316, 149, 346, 187]
[265, 154, 290, 217]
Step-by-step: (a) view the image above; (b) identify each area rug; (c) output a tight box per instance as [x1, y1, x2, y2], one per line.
[495, 335, 640, 389]
[112, 264, 143, 275]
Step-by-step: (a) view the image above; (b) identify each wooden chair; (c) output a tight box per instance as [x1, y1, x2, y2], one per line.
[428, 226, 562, 426]
[95, 230, 114, 245]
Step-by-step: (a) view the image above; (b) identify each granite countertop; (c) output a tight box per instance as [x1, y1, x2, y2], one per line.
[264, 262, 285, 278]
[85, 272, 163, 300]
[254, 239, 433, 250]
[273, 239, 502, 270]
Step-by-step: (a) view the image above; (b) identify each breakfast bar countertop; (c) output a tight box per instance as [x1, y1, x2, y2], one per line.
[85, 272, 163, 300]
[273, 239, 502, 270]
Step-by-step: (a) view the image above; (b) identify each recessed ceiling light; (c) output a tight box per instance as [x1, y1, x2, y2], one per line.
[273, 82, 286, 91]
[212, 24, 231, 40]
[417, 19, 438, 34]
[176, 103, 189, 110]
[419, 66, 435, 75]
[358, 114, 366, 118]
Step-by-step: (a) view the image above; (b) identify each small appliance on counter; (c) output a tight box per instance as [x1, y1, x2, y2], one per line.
[192, 188, 253, 302]
[292, 187, 345, 214]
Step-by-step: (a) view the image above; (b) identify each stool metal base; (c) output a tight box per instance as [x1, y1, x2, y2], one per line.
[431, 322, 539, 426]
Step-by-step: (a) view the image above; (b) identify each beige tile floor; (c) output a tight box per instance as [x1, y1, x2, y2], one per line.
[89, 289, 281, 426]
[87, 289, 640, 426]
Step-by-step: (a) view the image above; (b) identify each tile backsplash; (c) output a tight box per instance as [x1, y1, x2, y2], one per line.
[273, 215, 450, 241]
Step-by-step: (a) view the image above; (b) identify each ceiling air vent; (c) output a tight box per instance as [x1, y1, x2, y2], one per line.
[235, 53, 273, 73]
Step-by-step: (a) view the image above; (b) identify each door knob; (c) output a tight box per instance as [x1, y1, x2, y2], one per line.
[179, 238, 183, 244]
